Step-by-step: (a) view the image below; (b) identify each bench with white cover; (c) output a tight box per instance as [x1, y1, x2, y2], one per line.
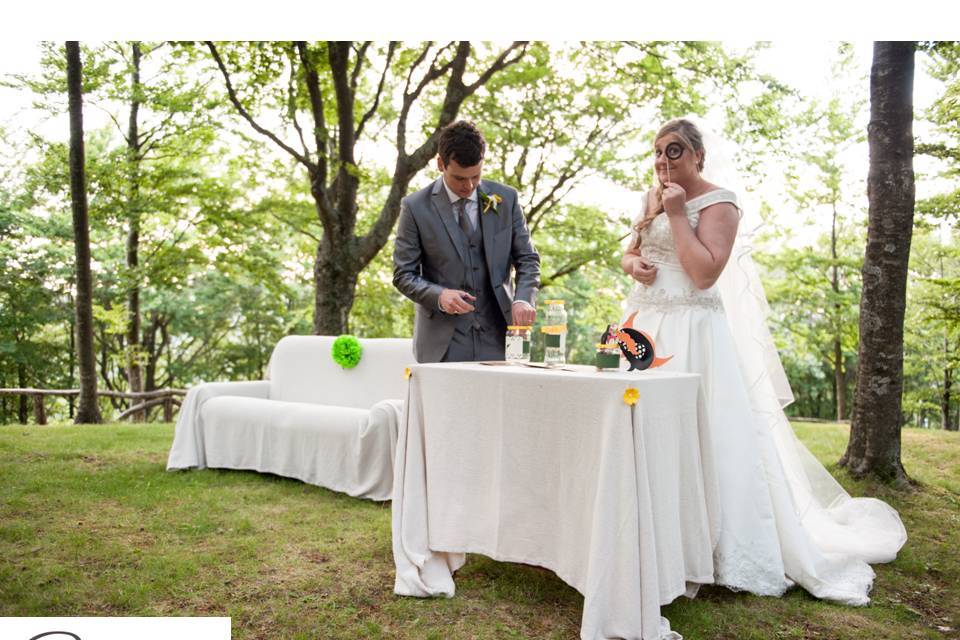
[166, 335, 413, 501]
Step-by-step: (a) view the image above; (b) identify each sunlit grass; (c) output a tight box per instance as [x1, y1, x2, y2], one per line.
[1, 422, 956, 639]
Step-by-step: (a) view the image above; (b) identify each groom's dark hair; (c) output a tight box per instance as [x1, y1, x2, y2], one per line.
[438, 120, 486, 168]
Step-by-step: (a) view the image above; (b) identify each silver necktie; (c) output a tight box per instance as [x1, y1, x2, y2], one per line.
[455, 199, 472, 233]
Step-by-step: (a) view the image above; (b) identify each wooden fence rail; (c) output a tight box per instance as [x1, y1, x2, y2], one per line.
[0, 388, 187, 424]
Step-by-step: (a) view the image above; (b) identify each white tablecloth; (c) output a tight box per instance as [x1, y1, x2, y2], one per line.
[392, 363, 720, 640]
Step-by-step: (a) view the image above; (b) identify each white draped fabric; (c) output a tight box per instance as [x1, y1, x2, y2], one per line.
[624, 189, 907, 604]
[166, 336, 413, 501]
[393, 362, 720, 640]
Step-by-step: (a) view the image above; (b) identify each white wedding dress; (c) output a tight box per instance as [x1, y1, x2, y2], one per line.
[623, 189, 907, 605]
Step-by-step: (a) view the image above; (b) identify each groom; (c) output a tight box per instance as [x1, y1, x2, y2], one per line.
[393, 120, 541, 363]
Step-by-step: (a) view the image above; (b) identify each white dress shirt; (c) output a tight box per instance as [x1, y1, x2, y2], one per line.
[441, 178, 479, 230]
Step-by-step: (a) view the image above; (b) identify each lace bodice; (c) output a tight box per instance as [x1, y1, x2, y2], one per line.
[625, 189, 739, 314]
[630, 188, 738, 267]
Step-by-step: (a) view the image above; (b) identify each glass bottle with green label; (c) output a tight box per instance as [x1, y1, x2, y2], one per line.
[505, 325, 532, 363]
[595, 343, 621, 371]
[541, 300, 567, 365]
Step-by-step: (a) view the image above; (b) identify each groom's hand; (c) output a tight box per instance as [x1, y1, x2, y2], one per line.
[511, 301, 536, 326]
[439, 289, 476, 315]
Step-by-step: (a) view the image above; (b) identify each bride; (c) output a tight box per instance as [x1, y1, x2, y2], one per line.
[621, 117, 907, 604]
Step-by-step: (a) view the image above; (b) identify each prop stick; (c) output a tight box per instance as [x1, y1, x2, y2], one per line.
[664, 141, 684, 186]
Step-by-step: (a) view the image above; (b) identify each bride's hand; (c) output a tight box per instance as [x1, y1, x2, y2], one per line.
[661, 181, 687, 217]
[631, 257, 658, 285]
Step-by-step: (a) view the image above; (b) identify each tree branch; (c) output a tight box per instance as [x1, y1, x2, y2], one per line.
[161, 325, 234, 387]
[327, 41, 359, 235]
[205, 41, 315, 171]
[350, 41, 371, 93]
[328, 41, 356, 164]
[547, 257, 597, 283]
[397, 42, 453, 157]
[408, 42, 528, 168]
[90, 102, 129, 145]
[513, 144, 528, 190]
[402, 42, 436, 99]
[294, 41, 329, 170]
[408, 42, 457, 102]
[406, 41, 471, 167]
[266, 209, 322, 243]
[526, 118, 622, 233]
[286, 46, 311, 160]
[464, 41, 529, 93]
[528, 152, 548, 214]
[356, 41, 397, 142]
[138, 109, 179, 151]
[359, 42, 528, 267]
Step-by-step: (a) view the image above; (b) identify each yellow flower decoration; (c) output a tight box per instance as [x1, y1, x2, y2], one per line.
[480, 192, 503, 214]
[404, 367, 412, 380]
[623, 387, 640, 406]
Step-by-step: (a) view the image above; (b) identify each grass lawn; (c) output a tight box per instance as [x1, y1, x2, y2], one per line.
[1, 421, 957, 639]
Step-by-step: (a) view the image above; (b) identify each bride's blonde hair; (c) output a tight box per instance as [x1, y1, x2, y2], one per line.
[630, 119, 706, 249]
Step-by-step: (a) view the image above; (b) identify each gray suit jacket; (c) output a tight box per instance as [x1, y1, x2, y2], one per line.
[393, 177, 541, 363]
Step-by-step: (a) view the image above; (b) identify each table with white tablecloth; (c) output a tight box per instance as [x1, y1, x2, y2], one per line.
[391, 362, 721, 640]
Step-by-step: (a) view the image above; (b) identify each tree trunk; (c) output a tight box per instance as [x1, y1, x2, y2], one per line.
[840, 41, 914, 484]
[126, 42, 145, 421]
[32, 394, 47, 425]
[163, 320, 172, 387]
[143, 311, 159, 392]
[68, 315, 76, 419]
[831, 202, 846, 421]
[162, 395, 173, 422]
[939, 254, 955, 431]
[834, 338, 845, 420]
[142, 312, 170, 393]
[255, 317, 264, 379]
[99, 324, 111, 390]
[208, 41, 527, 335]
[17, 361, 28, 424]
[942, 349, 953, 430]
[313, 237, 360, 335]
[66, 41, 102, 424]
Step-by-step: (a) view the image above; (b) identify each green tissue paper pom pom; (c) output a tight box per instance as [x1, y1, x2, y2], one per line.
[331, 335, 363, 369]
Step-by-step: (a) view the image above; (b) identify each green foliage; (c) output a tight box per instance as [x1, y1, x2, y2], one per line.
[0, 154, 74, 414]
[758, 235, 863, 420]
[3, 41, 960, 433]
[453, 42, 773, 364]
[901, 232, 960, 429]
[349, 240, 413, 339]
[899, 42, 960, 429]
[331, 335, 362, 369]
[1, 42, 313, 422]
[754, 44, 867, 422]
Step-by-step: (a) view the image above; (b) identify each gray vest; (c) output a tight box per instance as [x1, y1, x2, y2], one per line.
[443, 211, 505, 361]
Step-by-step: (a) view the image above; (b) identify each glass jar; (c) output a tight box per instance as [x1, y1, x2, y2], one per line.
[505, 325, 532, 363]
[595, 343, 621, 371]
[541, 300, 568, 366]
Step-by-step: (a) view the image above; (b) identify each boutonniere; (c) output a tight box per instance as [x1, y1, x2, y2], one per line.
[479, 190, 503, 214]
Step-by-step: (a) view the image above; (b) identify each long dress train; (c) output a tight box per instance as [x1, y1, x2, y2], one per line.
[623, 188, 907, 605]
